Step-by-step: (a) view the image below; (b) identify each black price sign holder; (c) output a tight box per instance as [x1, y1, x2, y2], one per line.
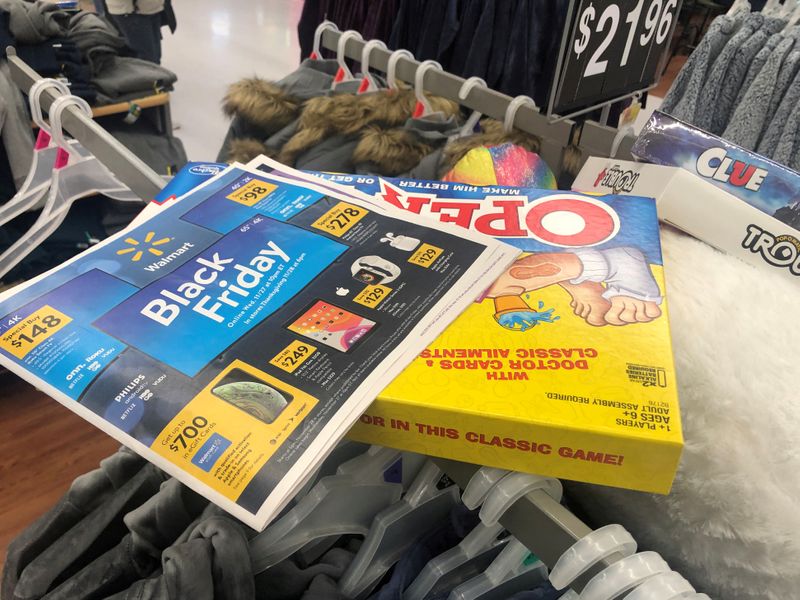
[547, 0, 682, 122]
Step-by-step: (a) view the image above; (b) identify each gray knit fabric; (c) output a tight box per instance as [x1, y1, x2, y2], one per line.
[757, 67, 800, 159]
[710, 16, 786, 135]
[731, 32, 784, 115]
[695, 13, 764, 132]
[723, 32, 796, 150]
[660, 12, 745, 117]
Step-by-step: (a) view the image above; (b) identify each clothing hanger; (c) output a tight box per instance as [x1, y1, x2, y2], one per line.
[577, 552, 671, 600]
[0, 95, 143, 279]
[403, 520, 508, 600]
[548, 524, 637, 592]
[310, 20, 339, 60]
[0, 78, 69, 228]
[477, 472, 563, 527]
[386, 48, 415, 92]
[457, 77, 488, 137]
[461, 467, 509, 510]
[249, 447, 426, 573]
[726, 0, 750, 15]
[413, 60, 445, 118]
[623, 571, 696, 600]
[447, 538, 548, 600]
[784, 3, 800, 28]
[338, 461, 461, 600]
[358, 39, 388, 94]
[504, 96, 537, 134]
[763, 0, 781, 15]
[333, 29, 363, 87]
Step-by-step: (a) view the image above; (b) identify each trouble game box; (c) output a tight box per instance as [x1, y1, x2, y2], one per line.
[316, 174, 683, 494]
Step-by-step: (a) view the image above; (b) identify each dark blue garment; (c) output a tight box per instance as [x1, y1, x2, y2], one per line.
[508, 581, 568, 600]
[416, 1, 450, 60]
[436, 0, 462, 65]
[498, 0, 532, 97]
[485, 0, 514, 88]
[448, 0, 484, 76]
[462, 0, 496, 79]
[369, 504, 480, 600]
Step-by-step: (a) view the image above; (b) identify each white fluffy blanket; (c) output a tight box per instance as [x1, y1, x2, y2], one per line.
[566, 225, 800, 600]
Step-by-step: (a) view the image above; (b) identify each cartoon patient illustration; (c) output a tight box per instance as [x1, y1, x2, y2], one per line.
[487, 247, 662, 330]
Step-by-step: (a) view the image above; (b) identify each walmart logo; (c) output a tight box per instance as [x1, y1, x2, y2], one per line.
[116, 231, 172, 262]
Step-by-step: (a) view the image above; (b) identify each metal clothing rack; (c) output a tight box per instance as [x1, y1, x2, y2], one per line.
[6, 51, 626, 595]
[5, 47, 165, 200]
[320, 29, 577, 175]
[319, 30, 637, 175]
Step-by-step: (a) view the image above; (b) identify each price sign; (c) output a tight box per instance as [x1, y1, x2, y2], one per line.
[408, 243, 443, 268]
[270, 340, 317, 373]
[551, 0, 680, 114]
[311, 201, 369, 237]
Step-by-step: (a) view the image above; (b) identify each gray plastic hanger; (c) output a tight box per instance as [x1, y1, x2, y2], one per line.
[249, 447, 424, 573]
[338, 461, 461, 600]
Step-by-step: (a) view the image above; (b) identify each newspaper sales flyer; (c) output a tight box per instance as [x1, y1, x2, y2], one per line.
[0, 165, 518, 530]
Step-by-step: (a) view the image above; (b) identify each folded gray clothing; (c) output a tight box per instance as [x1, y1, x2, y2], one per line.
[68, 11, 128, 54]
[103, 517, 254, 600]
[108, 125, 187, 178]
[301, 574, 347, 600]
[695, 12, 763, 133]
[0, 62, 35, 189]
[41, 479, 210, 600]
[772, 97, 800, 165]
[1, 448, 144, 600]
[92, 56, 177, 98]
[254, 547, 357, 600]
[0, 0, 68, 43]
[406, 146, 446, 180]
[661, 11, 745, 119]
[13, 463, 167, 600]
[724, 31, 797, 150]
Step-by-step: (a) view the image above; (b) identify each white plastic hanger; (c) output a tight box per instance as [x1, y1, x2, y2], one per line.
[623, 571, 695, 600]
[413, 60, 444, 118]
[457, 76, 488, 137]
[333, 29, 363, 88]
[548, 524, 637, 591]
[763, 0, 781, 15]
[461, 467, 509, 510]
[387, 48, 415, 91]
[404, 521, 508, 600]
[338, 461, 461, 600]
[447, 537, 548, 600]
[504, 96, 537, 134]
[578, 552, 671, 600]
[358, 39, 388, 94]
[249, 447, 409, 573]
[310, 20, 339, 60]
[726, 0, 750, 15]
[0, 94, 143, 279]
[0, 78, 69, 228]
[784, 3, 800, 28]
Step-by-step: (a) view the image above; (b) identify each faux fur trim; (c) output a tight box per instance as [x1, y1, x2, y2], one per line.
[561, 143, 584, 177]
[353, 127, 435, 176]
[279, 89, 461, 167]
[222, 78, 300, 133]
[224, 138, 270, 164]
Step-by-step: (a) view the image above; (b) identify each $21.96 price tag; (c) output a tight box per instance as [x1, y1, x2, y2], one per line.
[553, 0, 679, 114]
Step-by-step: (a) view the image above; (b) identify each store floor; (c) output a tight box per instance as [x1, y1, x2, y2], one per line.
[0, 373, 118, 563]
[162, 0, 304, 161]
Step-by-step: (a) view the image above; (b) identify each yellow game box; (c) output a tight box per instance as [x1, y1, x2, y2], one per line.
[316, 174, 683, 494]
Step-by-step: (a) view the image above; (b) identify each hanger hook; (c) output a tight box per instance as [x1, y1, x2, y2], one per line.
[29, 78, 70, 133]
[49, 94, 92, 157]
[457, 76, 488, 136]
[387, 48, 414, 91]
[504, 95, 537, 134]
[335, 30, 363, 83]
[311, 20, 339, 59]
[458, 76, 487, 101]
[414, 60, 442, 116]
[359, 39, 387, 93]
